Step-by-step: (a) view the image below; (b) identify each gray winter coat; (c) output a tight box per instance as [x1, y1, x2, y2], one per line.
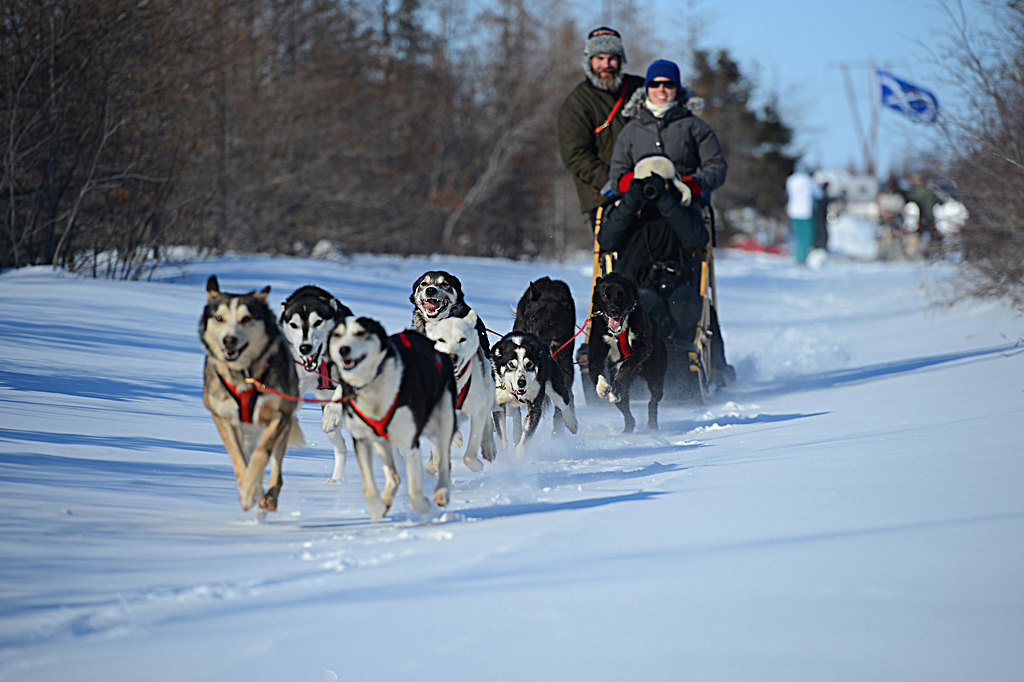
[609, 93, 727, 197]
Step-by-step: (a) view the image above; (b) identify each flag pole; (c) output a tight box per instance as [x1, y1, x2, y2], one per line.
[840, 63, 871, 174]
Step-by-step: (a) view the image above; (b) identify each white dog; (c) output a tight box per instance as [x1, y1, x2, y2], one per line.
[424, 310, 497, 472]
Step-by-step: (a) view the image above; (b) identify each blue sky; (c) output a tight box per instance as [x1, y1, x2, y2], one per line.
[619, 0, 972, 175]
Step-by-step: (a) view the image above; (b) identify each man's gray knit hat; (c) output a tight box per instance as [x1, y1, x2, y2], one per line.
[584, 26, 627, 64]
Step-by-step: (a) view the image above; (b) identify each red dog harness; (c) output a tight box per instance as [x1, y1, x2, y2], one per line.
[454, 359, 472, 410]
[346, 333, 445, 440]
[218, 369, 267, 423]
[347, 391, 400, 439]
[617, 331, 632, 359]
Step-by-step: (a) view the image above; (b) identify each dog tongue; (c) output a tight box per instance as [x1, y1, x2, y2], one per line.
[422, 299, 440, 314]
[608, 317, 622, 333]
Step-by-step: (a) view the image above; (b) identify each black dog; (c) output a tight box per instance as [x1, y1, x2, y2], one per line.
[410, 270, 490, 357]
[588, 271, 667, 432]
[514, 276, 577, 389]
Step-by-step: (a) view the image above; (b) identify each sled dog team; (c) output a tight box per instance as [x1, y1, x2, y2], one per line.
[200, 269, 665, 521]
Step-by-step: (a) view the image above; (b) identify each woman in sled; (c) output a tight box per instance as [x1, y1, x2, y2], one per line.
[602, 58, 734, 388]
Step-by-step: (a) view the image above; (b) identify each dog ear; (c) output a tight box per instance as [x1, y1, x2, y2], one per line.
[252, 286, 270, 302]
[465, 309, 478, 326]
[356, 316, 387, 342]
[206, 275, 220, 297]
[446, 272, 463, 295]
[527, 281, 541, 301]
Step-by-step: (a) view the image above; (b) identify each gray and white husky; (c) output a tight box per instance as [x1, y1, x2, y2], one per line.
[279, 285, 353, 482]
[490, 330, 578, 458]
[424, 309, 497, 471]
[200, 276, 304, 512]
[321, 318, 456, 522]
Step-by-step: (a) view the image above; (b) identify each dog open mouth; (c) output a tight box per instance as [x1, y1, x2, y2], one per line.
[607, 316, 624, 334]
[221, 343, 248, 361]
[300, 349, 321, 372]
[419, 297, 449, 318]
[341, 353, 366, 371]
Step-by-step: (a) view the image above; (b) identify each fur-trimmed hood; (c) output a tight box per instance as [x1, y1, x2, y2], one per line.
[621, 87, 704, 120]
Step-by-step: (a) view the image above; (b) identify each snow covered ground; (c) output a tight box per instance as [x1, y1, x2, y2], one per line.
[1, 250, 1021, 681]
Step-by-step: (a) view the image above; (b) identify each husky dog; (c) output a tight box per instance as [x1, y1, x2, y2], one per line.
[424, 310, 497, 471]
[410, 270, 490, 356]
[514, 277, 577, 432]
[279, 285, 353, 482]
[490, 331, 578, 457]
[589, 271, 667, 432]
[321, 318, 456, 522]
[200, 276, 304, 512]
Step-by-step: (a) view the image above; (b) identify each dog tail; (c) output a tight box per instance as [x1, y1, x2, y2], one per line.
[288, 417, 307, 450]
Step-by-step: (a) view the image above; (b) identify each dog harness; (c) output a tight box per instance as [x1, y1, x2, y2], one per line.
[218, 368, 268, 423]
[617, 331, 632, 359]
[454, 359, 472, 410]
[347, 391, 400, 439]
[316, 360, 333, 390]
[345, 333, 445, 440]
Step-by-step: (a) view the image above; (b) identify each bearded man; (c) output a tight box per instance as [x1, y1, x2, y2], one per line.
[556, 27, 645, 233]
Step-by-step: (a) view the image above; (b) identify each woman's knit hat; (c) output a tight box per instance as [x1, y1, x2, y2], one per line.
[644, 59, 681, 88]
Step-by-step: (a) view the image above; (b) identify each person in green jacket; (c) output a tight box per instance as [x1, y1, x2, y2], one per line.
[909, 173, 942, 257]
[556, 27, 645, 233]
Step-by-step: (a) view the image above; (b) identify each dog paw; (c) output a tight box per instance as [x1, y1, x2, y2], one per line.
[238, 486, 263, 512]
[433, 487, 449, 507]
[452, 430, 464, 448]
[595, 375, 612, 399]
[367, 497, 389, 523]
[410, 495, 431, 514]
[258, 491, 278, 512]
[481, 439, 497, 463]
[463, 454, 484, 472]
[425, 456, 439, 476]
[321, 403, 343, 432]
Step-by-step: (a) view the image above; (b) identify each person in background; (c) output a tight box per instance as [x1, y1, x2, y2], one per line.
[813, 181, 831, 252]
[909, 173, 941, 258]
[556, 27, 645, 234]
[786, 164, 821, 264]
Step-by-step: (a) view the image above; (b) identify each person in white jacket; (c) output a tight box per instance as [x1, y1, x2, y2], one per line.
[786, 166, 822, 264]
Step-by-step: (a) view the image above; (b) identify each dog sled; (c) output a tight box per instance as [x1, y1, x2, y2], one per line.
[579, 194, 720, 405]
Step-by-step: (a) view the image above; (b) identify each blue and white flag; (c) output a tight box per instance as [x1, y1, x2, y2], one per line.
[877, 69, 940, 123]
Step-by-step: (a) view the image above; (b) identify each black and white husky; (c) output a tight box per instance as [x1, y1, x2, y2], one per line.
[490, 331, 578, 457]
[321, 317, 456, 522]
[424, 309, 497, 471]
[279, 285, 353, 482]
[410, 270, 490, 357]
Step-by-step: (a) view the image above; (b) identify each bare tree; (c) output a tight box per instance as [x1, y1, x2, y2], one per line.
[938, 0, 1024, 308]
